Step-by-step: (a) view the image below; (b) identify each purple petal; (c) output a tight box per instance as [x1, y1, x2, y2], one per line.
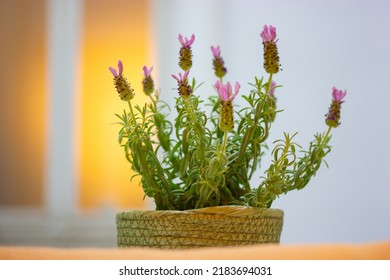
[142, 66, 148, 77]
[215, 80, 223, 91]
[118, 60, 123, 75]
[260, 32, 266, 42]
[332, 87, 340, 101]
[231, 82, 241, 100]
[332, 87, 347, 102]
[339, 90, 347, 100]
[219, 86, 228, 101]
[171, 74, 179, 81]
[215, 80, 226, 101]
[109, 66, 118, 77]
[188, 34, 195, 46]
[226, 82, 232, 97]
[269, 25, 277, 40]
[263, 24, 269, 35]
[261, 25, 269, 41]
[178, 34, 185, 46]
[211, 46, 221, 58]
[261, 24, 278, 42]
[183, 69, 190, 80]
[143, 65, 153, 77]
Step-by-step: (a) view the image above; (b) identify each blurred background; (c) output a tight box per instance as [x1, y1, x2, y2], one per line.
[0, 0, 389, 247]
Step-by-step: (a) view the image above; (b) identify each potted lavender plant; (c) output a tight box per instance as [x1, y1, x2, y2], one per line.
[109, 25, 347, 248]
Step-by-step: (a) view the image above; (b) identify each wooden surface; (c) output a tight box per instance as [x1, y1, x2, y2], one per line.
[1, 241, 389, 260]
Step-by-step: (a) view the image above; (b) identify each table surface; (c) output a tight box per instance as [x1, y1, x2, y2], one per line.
[1, 241, 389, 260]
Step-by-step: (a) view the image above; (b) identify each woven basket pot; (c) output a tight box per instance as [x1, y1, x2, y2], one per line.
[116, 206, 283, 249]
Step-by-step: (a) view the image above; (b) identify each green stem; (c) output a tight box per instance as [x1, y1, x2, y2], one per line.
[183, 97, 205, 157]
[265, 73, 273, 96]
[127, 100, 136, 124]
[183, 98, 196, 123]
[148, 93, 157, 112]
[322, 126, 332, 146]
[219, 130, 228, 160]
[286, 126, 333, 193]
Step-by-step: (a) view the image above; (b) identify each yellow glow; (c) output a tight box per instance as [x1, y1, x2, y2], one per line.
[80, 0, 151, 209]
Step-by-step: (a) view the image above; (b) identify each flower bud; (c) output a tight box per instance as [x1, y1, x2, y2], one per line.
[172, 70, 192, 99]
[260, 25, 280, 74]
[109, 60, 135, 101]
[142, 66, 154, 95]
[325, 87, 347, 128]
[178, 34, 195, 71]
[211, 46, 227, 79]
[215, 80, 240, 132]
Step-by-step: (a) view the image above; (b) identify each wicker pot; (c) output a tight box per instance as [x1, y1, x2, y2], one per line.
[116, 206, 283, 249]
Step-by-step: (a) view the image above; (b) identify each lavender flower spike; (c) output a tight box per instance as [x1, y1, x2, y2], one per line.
[108, 60, 134, 101]
[142, 65, 154, 95]
[326, 86, 347, 128]
[261, 25, 280, 74]
[178, 34, 195, 71]
[172, 70, 192, 98]
[211, 46, 227, 79]
[215, 80, 240, 132]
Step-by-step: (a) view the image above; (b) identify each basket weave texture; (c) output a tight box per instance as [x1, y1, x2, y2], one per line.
[116, 206, 283, 249]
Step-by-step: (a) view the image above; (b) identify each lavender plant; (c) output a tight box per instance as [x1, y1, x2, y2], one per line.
[109, 25, 347, 210]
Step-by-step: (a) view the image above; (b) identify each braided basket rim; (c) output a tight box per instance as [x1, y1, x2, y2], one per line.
[116, 205, 284, 219]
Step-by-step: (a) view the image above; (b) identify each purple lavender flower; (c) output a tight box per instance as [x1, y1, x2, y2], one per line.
[332, 87, 347, 103]
[260, 25, 278, 43]
[109, 60, 124, 77]
[215, 80, 240, 132]
[172, 70, 192, 98]
[261, 25, 280, 74]
[178, 34, 195, 48]
[178, 34, 195, 71]
[211, 46, 221, 59]
[211, 46, 227, 79]
[142, 65, 154, 95]
[108, 60, 134, 101]
[215, 80, 240, 102]
[326, 87, 347, 128]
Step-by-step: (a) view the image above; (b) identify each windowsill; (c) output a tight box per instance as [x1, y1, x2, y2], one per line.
[0, 207, 118, 247]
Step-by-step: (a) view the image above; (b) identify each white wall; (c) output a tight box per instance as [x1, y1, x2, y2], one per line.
[151, 0, 390, 244]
